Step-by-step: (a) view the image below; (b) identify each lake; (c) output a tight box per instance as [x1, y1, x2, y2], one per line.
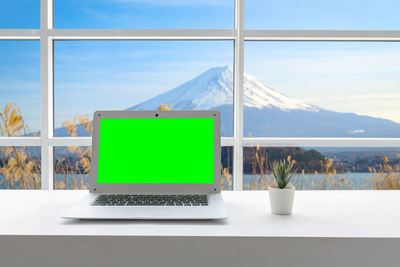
[243, 172, 380, 190]
[0, 172, 394, 190]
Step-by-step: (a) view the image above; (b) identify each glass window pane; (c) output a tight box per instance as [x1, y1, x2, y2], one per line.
[54, 146, 91, 190]
[55, 0, 233, 29]
[0, 146, 41, 189]
[246, 0, 400, 30]
[0, 0, 40, 29]
[54, 41, 233, 137]
[221, 146, 233, 191]
[0, 41, 40, 136]
[244, 42, 400, 138]
[244, 147, 400, 190]
[55, 146, 232, 190]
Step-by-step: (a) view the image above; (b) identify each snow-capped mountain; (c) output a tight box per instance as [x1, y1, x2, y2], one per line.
[127, 66, 400, 137]
[130, 66, 318, 112]
[55, 66, 400, 137]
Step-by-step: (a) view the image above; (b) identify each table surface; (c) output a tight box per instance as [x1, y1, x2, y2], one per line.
[1, 190, 399, 238]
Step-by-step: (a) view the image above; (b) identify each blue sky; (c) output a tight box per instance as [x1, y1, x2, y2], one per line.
[3, 0, 400, 30]
[246, 0, 400, 30]
[1, 0, 400, 134]
[54, 41, 233, 132]
[54, 0, 233, 29]
[0, 41, 40, 132]
[0, 0, 40, 29]
[245, 42, 400, 125]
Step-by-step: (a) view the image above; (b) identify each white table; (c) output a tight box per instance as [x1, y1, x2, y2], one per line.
[1, 190, 399, 267]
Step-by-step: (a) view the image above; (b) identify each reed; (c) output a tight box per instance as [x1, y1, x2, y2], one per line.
[54, 114, 92, 190]
[0, 104, 40, 189]
[241, 148, 400, 190]
[370, 156, 400, 190]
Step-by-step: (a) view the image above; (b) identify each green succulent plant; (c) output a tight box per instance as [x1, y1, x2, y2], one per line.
[272, 159, 297, 189]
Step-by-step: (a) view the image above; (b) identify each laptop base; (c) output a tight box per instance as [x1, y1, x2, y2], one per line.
[63, 193, 228, 220]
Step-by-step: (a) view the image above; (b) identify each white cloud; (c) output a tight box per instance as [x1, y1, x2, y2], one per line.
[349, 129, 365, 134]
[247, 49, 400, 77]
[303, 93, 400, 103]
[0, 81, 40, 92]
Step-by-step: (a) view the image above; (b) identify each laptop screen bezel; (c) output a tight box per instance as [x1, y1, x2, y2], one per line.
[89, 110, 221, 194]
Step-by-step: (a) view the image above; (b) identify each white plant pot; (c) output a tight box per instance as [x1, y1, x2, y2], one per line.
[268, 184, 295, 215]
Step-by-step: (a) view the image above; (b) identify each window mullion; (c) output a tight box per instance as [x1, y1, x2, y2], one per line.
[244, 30, 400, 41]
[40, 0, 54, 190]
[233, 0, 245, 191]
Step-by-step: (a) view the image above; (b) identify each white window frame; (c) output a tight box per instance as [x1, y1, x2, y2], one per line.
[0, 0, 400, 190]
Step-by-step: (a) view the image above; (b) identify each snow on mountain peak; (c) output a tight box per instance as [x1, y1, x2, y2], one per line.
[243, 71, 318, 111]
[128, 66, 319, 112]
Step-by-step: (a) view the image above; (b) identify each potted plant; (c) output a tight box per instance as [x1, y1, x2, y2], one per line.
[269, 159, 296, 215]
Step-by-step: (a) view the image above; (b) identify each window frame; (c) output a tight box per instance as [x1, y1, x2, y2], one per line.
[0, 0, 399, 190]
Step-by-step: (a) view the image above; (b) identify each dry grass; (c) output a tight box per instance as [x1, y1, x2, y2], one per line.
[240, 147, 400, 190]
[54, 114, 92, 190]
[0, 104, 40, 189]
[369, 156, 400, 190]
[221, 166, 232, 190]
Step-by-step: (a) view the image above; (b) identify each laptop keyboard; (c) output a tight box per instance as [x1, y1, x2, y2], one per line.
[92, 194, 208, 206]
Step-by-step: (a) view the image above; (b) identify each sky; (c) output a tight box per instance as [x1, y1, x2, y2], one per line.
[245, 42, 400, 125]
[54, 41, 233, 132]
[0, 0, 400, 134]
[3, 0, 400, 30]
[246, 0, 400, 30]
[0, 41, 40, 132]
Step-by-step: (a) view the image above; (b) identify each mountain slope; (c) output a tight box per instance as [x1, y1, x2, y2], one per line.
[128, 66, 400, 137]
[129, 66, 318, 112]
[56, 66, 400, 138]
[243, 107, 400, 137]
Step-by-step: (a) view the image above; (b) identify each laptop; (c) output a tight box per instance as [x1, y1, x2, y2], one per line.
[63, 110, 228, 220]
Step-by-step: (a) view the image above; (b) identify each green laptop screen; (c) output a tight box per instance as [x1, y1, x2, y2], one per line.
[97, 117, 214, 184]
